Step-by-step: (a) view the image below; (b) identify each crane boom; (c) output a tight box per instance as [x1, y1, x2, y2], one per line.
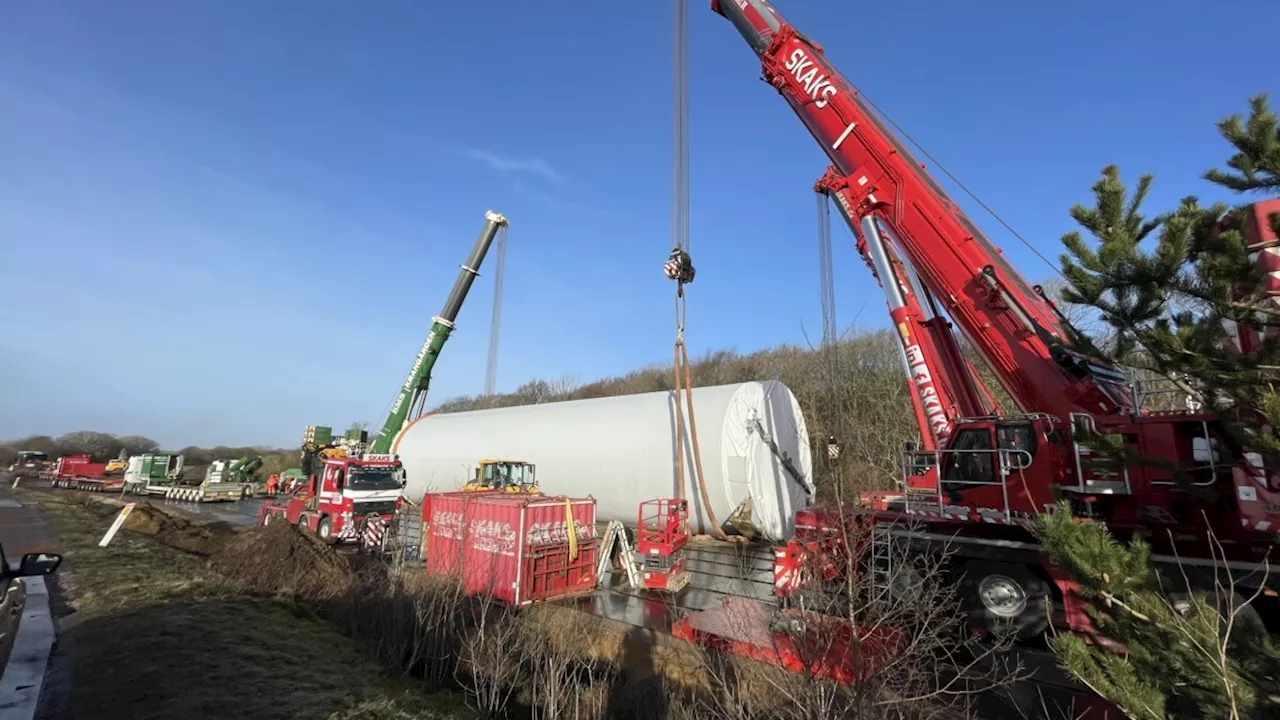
[818, 171, 1000, 447]
[712, 0, 1132, 418]
[713, 0, 1280, 565]
[369, 210, 509, 455]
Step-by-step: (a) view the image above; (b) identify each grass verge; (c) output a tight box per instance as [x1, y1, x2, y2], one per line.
[16, 489, 469, 720]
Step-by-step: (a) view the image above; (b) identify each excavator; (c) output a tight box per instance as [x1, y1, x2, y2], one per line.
[103, 449, 128, 476]
[709, 0, 1280, 639]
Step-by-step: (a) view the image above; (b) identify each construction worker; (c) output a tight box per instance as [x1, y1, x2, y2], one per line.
[266, 473, 278, 496]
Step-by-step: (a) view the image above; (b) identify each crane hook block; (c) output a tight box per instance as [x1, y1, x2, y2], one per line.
[663, 248, 696, 285]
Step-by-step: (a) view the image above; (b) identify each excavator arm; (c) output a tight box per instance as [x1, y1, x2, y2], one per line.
[369, 210, 509, 455]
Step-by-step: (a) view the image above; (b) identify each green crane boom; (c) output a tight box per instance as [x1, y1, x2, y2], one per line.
[369, 209, 509, 455]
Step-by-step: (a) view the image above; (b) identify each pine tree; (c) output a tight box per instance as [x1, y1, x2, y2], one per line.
[1037, 504, 1280, 719]
[1045, 95, 1280, 718]
[1059, 94, 1280, 464]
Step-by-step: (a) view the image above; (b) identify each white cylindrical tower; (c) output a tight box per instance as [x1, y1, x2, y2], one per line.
[392, 380, 814, 540]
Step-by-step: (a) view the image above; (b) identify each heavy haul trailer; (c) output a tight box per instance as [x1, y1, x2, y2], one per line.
[46, 454, 124, 492]
[199, 456, 266, 500]
[708, 0, 1280, 640]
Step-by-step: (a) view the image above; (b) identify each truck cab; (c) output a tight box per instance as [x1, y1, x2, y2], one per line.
[7, 450, 49, 480]
[268, 454, 406, 542]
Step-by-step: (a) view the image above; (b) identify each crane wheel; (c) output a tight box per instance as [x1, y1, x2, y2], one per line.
[1170, 589, 1269, 637]
[297, 514, 310, 532]
[960, 561, 1050, 642]
[317, 516, 334, 543]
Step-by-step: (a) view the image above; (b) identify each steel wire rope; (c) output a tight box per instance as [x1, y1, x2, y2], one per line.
[666, 0, 724, 539]
[484, 223, 509, 398]
[850, 87, 1063, 279]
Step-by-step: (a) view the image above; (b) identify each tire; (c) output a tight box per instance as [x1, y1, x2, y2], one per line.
[297, 514, 310, 532]
[1170, 589, 1266, 638]
[262, 512, 274, 527]
[317, 516, 334, 542]
[961, 561, 1051, 641]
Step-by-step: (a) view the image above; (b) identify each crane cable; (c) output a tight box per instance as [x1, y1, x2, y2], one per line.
[484, 223, 509, 398]
[851, 88, 1063, 280]
[665, 0, 724, 540]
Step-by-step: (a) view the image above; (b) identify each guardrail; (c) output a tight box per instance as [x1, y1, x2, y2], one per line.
[0, 578, 28, 675]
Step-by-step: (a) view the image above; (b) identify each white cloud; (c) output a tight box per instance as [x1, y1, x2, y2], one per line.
[463, 147, 566, 186]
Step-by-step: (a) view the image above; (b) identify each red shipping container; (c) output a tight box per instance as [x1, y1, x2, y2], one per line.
[55, 455, 106, 478]
[424, 492, 598, 606]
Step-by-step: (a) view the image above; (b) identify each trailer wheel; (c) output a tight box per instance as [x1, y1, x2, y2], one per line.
[317, 516, 334, 542]
[1170, 589, 1267, 637]
[961, 561, 1050, 641]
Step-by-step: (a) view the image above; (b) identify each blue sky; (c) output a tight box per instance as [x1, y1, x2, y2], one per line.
[1, 0, 1276, 448]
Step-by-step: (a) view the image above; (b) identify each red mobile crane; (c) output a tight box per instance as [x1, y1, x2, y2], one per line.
[814, 177, 1002, 451]
[712, 0, 1280, 638]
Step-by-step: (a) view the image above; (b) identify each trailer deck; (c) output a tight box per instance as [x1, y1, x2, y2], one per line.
[49, 477, 123, 493]
[144, 484, 250, 502]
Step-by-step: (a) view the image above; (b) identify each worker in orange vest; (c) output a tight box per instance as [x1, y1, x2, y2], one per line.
[266, 474, 279, 496]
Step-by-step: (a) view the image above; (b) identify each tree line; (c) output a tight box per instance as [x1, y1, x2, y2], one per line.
[0, 431, 301, 480]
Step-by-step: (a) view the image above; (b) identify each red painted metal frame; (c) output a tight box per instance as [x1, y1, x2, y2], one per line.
[672, 596, 905, 686]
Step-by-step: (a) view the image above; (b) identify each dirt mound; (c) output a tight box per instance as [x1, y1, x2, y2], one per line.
[120, 502, 238, 556]
[210, 520, 354, 600]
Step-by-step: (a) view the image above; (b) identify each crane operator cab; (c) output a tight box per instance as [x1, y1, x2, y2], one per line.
[464, 459, 540, 494]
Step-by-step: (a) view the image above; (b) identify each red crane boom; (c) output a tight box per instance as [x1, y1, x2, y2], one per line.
[712, 0, 1280, 641]
[712, 0, 1133, 419]
[816, 170, 1001, 449]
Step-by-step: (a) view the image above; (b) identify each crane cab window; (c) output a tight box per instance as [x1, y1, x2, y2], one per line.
[996, 422, 1037, 470]
[482, 463, 507, 488]
[942, 428, 996, 486]
[481, 462, 536, 490]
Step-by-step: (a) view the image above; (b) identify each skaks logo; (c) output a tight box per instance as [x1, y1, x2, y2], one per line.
[784, 49, 838, 109]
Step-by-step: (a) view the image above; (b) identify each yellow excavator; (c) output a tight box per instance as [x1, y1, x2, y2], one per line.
[463, 459, 540, 494]
[103, 449, 128, 476]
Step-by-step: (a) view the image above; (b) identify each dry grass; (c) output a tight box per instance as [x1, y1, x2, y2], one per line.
[15, 489, 1034, 719]
[16, 488, 470, 720]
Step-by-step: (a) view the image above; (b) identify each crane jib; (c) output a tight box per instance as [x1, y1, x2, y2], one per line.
[714, 0, 1129, 419]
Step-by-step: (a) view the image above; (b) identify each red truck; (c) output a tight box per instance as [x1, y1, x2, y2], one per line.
[45, 454, 123, 492]
[258, 453, 405, 543]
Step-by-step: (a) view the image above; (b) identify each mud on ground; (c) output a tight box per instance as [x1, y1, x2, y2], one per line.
[210, 520, 355, 601]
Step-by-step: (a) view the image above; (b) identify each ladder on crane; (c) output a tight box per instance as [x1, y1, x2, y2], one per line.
[868, 522, 895, 596]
